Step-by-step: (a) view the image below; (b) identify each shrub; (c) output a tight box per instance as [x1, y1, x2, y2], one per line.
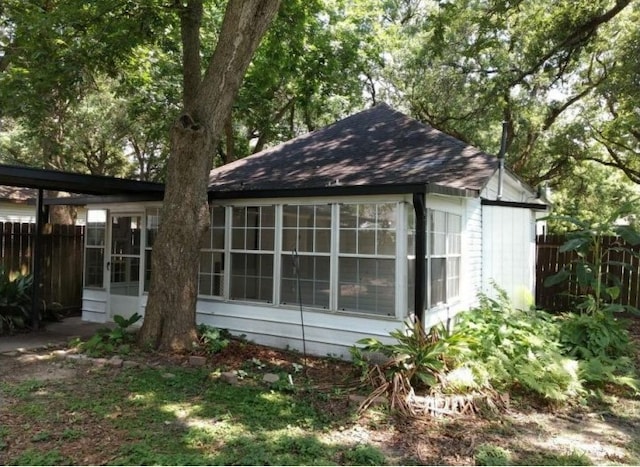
[452, 291, 584, 401]
[0, 268, 33, 334]
[78, 313, 141, 357]
[196, 324, 230, 354]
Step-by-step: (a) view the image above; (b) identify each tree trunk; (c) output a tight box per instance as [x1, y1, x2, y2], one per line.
[137, 117, 211, 351]
[138, 0, 281, 352]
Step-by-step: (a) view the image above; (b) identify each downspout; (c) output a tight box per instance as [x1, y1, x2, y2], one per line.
[497, 121, 508, 201]
[413, 191, 426, 324]
[31, 188, 47, 329]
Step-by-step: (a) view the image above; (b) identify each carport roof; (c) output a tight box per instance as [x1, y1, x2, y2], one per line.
[0, 164, 164, 200]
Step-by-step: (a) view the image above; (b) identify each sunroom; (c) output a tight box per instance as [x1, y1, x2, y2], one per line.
[82, 104, 545, 357]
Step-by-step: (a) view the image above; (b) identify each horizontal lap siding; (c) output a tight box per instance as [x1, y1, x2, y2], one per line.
[196, 300, 401, 358]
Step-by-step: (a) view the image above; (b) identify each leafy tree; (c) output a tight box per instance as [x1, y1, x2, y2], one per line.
[385, 0, 634, 192]
[138, 0, 281, 351]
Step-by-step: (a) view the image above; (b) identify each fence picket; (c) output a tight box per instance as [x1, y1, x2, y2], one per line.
[0, 221, 84, 310]
[536, 234, 640, 312]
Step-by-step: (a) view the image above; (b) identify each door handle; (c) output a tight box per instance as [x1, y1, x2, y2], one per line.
[107, 261, 111, 271]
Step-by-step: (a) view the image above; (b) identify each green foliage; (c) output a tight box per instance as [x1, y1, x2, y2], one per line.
[558, 312, 639, 391]
[455, 291, 583, 401]
[77, 313, 141, 357]
[544, 200, 640, 315]
[196, 324, 230, 355]
[475, 443, 512, 466]
[0, 267, 33, 334]
[343, 444, 388, 465]
[356, 319, 465, 390]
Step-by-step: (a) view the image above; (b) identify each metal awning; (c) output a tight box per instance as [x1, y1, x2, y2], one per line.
[0, 164, 165, 329]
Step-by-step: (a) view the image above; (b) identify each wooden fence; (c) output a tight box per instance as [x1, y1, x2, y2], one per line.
[0, 222, 85, 311]
[536, 234, 640, 312]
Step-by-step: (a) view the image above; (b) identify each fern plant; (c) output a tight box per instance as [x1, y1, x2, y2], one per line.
[0, 267, 33, 334]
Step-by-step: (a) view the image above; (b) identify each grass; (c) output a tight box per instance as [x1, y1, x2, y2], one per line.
[0, 364, 386, 465]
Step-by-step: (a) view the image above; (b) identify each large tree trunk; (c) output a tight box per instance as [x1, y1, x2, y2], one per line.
[138, 0, 281, 351]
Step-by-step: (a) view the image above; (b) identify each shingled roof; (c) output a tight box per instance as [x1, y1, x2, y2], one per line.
[208, 103, 499, 197]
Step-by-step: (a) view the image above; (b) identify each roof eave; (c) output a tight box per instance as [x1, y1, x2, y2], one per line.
[208, 183, 478, 201]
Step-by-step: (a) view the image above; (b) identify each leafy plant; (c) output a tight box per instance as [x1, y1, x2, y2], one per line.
[77, 313, 141, 357]
[455, 290, 584, 401]
[356, 319, 465, 389]
[543, 199, 640, 315]
[196, 324, 230, 355]
[474, 443, 511, 466]
[0, 267, 33, 334]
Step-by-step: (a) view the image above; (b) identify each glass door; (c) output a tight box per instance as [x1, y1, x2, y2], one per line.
[108, 214, 143, 320]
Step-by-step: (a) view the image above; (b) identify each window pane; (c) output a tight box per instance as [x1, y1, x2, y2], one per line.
[230, 253, 273, 302]
[261, 206, 275, 228]
[111, 215, 142, 255]
[144, 250, 152, 292]
[358, 229, 375, 255]
[377, 230, 396, 255]
[260, 227, 274, 250]
[447, 257, 460, 300]
[86, 210, 106, 247]
[340, 229, 357, 253]
[283, 205, 297, 227]
[280, 255, 330, 308]
[297, 228, 313, 252]
[315, 229, 331, 253]
[316, 205, 331, 228]
[431, 232, 446, 256]
[430, 258, 446, 307]
[298, 205, 314, 227]
[211, 206, 225, 227]
[231, 228, 244, 249]
[338, 257, 395, 315]
[146, 208, 161, 248]
[84, 248, 104, 288]
[110, 256, 140, 296]
[340, 205, 358, 228]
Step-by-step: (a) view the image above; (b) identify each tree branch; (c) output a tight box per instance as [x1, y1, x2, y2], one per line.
[180, 0, 203, 112]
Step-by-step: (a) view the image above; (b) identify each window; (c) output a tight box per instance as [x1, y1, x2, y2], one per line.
[230, 205, 275, 302]
[199, 205, 226, 296]
[144, 208, 161, 292]
[280, 204, 331, 308]
[429, 210, 461, 307]
[338, 203, 396, 315]
[84, 210, 106, 288]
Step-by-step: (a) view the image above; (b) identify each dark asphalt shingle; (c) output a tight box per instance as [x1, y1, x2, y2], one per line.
[208, 103, 498, 194]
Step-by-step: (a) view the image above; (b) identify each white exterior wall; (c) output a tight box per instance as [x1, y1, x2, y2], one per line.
[81, 187, 536, 357]
[480, 170, 541, 310]
[0, 202, 87, 225]
[482, 205, 536, 309]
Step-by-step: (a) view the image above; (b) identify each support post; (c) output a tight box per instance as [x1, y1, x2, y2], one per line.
[31, 189, 47, 329]
[413, 191, 427, 323]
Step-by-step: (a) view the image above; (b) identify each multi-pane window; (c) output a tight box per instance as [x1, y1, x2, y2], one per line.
[230, 205, 275, 302]
[338, 203, 397, 315]
[199, 205, 226, 296]
[280, 204, 331, 308]
[84, 210, 106, 288]
[144, 207, 161, 292]
[429, 210, 461, 306]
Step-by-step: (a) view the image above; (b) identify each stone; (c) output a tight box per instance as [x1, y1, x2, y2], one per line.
[189, 355, 207, 367]
[220, 371, 239, 385]
[123, 360, 141, 369]
[262, 373, 280, 384]
[162, 372, 176, 379]
[108, 357, 124, 368]
[93, 358, 108, 366]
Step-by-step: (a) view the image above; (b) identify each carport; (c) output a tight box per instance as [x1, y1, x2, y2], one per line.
[0, 164, 164, 328]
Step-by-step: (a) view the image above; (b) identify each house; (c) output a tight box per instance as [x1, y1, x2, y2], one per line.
[0, 186, 87, 225]
[79, 104, 546, 358]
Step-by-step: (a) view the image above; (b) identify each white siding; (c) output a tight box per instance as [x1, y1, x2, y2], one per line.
[481, 171, 537, 203]
[196, 299, 403, 359]
[0, 203, 87, 225]
[464, 197, 483, 303]
[82, 289, 108, 323]
[482, 205, 536, 309]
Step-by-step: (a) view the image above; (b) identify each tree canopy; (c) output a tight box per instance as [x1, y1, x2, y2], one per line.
[1, 0, 638, 223]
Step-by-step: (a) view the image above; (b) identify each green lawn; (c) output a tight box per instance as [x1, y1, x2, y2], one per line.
[0, 363, 395, 465]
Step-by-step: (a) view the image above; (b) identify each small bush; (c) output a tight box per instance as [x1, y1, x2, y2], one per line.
[0, 268, 33, 334]
[456, 291, 583, 401]
[474, 443, 511, 466]
[78, 313, 141, 357]
[343, 444, 387, 466]
[196, 324, 230, 354]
